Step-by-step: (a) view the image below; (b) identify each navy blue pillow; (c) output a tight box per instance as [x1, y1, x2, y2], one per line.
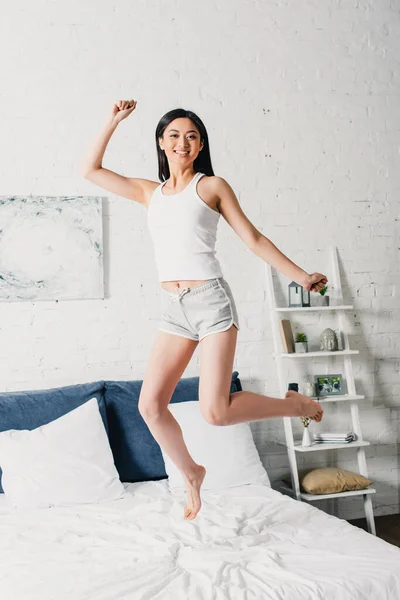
[104, 371, 242, 483]
[0, 381, 107, 494]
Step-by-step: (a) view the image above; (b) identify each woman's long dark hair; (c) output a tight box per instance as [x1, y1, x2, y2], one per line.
[155, 108, 215, 181]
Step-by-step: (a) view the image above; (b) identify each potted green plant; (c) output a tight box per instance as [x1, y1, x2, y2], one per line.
[320, 284, 329, 306]
[295, 332, 308, 353]
[313, 284, 330, 307]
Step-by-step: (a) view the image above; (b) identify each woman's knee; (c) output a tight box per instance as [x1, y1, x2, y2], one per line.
[200, 401, 229, 426]
[138, 394, 168, 423]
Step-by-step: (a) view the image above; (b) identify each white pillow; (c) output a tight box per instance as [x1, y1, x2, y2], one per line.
[162, 401, 270, 490]
[0, 397, 125, 508]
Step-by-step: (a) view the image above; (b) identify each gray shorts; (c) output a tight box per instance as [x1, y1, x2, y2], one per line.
[159, 277, 240, 342]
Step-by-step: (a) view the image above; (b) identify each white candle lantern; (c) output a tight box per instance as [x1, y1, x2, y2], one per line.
[288, 281, 310, 308]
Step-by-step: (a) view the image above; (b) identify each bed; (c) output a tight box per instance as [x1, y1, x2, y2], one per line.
[0, 376, 399, 599]
[1, 480, 399, 600]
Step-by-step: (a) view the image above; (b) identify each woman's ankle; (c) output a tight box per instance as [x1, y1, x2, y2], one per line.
[183, 464, 205, 482]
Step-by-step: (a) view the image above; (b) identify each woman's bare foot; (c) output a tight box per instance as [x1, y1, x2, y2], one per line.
[285, 390, 324, 422]
[182, 465, 206, 520]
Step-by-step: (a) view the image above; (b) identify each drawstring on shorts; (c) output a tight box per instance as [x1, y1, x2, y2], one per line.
[169, 287, 191, 303]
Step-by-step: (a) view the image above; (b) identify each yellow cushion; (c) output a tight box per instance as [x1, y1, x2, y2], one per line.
[282, 467, 373, 495]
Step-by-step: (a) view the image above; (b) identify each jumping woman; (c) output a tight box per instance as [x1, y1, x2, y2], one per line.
[81, 99, 328, 521]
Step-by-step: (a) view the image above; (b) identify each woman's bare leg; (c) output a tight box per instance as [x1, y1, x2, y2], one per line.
[199, 326, 324, 426]
[138, 330, 205, 520]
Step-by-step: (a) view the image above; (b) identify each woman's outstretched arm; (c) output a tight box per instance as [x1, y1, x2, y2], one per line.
[80, 119, 119, 176]
[214, 177, 328, 292]
[80, 99, 137, 175]
[80, 99, 153, 205]
[250, 235, 327, 291]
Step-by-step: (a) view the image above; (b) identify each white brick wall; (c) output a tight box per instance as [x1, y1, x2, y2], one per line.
[0, 0, 399, 519]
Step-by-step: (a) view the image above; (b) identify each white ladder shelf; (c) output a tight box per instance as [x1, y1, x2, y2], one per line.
[265, 245, 376, 535]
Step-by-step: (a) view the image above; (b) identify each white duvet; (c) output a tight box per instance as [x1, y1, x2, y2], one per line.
[0, 481, 399, 600]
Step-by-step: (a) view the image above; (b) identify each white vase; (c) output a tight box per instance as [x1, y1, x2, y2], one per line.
[302, 427, 311, 447]
[303, 380, 315, 397]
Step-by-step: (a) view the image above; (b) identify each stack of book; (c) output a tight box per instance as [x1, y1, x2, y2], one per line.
[313, 432, 357, 444]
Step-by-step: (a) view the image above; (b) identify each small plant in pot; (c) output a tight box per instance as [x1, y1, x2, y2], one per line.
[313, 285, 330, 306]
[319, 284, 329, 305]
[295, 332, 308, 353]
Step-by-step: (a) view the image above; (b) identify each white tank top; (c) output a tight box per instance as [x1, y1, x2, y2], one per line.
[147, 171, 223, 282]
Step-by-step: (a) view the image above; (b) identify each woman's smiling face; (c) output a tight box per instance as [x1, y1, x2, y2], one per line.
[159, 118, 203, 164]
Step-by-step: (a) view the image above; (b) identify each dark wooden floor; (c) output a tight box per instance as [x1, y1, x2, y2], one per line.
[348, 513, 400, 547]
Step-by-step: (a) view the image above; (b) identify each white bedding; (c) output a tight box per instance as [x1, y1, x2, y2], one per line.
[0, 481, 399, 600]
